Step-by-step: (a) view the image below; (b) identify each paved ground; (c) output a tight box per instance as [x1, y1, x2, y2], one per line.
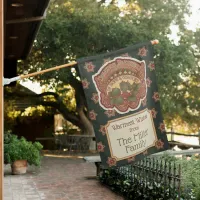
[4, 156, 123, 200]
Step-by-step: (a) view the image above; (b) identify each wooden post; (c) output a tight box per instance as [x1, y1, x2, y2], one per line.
[0, 0, 4, 198]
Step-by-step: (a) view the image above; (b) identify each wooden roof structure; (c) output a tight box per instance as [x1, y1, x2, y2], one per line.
[4, 0, 50, 78]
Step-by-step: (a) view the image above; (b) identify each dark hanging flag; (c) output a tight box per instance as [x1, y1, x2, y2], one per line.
[77, 41, 169, 168]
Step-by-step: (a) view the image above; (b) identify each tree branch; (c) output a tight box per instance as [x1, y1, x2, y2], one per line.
[37, 92, 59, 99]
[5, 86, 85, 130]
[36, 98, 84, 130]
[37, 101, 59, 108]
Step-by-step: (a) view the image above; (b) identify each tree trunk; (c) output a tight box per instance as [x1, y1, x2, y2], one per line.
[77, 106, 94, 136]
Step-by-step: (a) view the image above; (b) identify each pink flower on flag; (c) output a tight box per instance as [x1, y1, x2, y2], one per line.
[107, 157, 117, 167]
[155, 139, 164, 149]
[97, 142, 105, 152]
[150, 108, 157, 118]
[91, 93, 99, 104]
[158, 123, 166, 133]
[82, 79, 90, 89]
[142, 98, 147, 106]
[146, 77, 152, 87]
[84, 62, 95, 72]
[148, 61, 155, 71]
[138, 47, 148, 57]
[89, 110, 97, 120]
[99, 125, 106, 135]
[104, 110, 116, 118]
[152, 92, 160, 102]
[127, 156, 135, 163]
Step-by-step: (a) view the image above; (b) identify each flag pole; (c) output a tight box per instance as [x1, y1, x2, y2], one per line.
[3, 39, 159, 86]
[20, 61, 77, 79]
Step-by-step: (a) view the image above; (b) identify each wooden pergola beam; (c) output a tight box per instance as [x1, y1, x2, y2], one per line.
[5, 16, 45, 24]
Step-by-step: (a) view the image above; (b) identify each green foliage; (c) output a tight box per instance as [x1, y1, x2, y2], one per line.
[100, 155, 200, 200]
[176, 156, 200, 200]
[159, 153, 200, 199]
[100, 167, 180, 200]
[17, 0, 200, 131]
[4, 132, 43, 166]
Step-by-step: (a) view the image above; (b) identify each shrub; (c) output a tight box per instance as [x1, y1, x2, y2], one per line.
[176, 156, 200, 200]
[4, 133, 43, 166]
[100, 167, 180, 200]
[99, 155, 200, 200]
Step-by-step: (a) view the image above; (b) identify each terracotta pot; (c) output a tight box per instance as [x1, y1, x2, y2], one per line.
[11, 160, 27, 175]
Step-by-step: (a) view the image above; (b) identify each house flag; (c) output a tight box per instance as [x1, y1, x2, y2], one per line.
[77, 41, 169, 168]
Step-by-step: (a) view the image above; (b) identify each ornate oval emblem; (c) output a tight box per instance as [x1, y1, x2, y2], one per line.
[92, 57, 147, 114]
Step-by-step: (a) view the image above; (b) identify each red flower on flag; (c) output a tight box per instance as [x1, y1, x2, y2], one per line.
[138, 47, 148, 57]
[104, 110, 116, 118]
[127, 156, 135, 163]
[146, 77, 152, 87]
[158, 123, 166, 133]
[150, 108, 157, 118]
[91, 93, 99, 104]
[89, 110, 97, 120]
[97, 142, 105, 152]
[148, 61, 155, 71]
[107, 157, 117, 167]
[142, 98, 147, 106]
[99, 125, 106, 135]
[152, 92, 160, 102]
[82, 79, 90, 89]
[155, 139, 164, 149]
[84, 62, 95, 72]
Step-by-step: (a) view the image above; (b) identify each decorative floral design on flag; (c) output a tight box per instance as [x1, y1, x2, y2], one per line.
[77, 41, 169, 168]
[99, 125, 106, 135]
[146, 77, 152, 87]
[82, 79, 90, 89]
[158, 123, 165, 133]
[97, 142, 105, 152]
[155, 139, 164, 149]
[84, 62, 95, 72]
[152, 92, 160, 102]
[91, 93, 99, 104]
[107, 157, 117, 167]
[148, 61, 155, 71]
[138, 46, 148, 57]
[150, 108, 157, 118]
[93, 57, 147, 114]
[89, 110, 97, 120]
[104, 110, 116, 118]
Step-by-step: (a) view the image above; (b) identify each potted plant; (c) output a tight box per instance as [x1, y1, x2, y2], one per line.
[4, 133, 43, 175]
